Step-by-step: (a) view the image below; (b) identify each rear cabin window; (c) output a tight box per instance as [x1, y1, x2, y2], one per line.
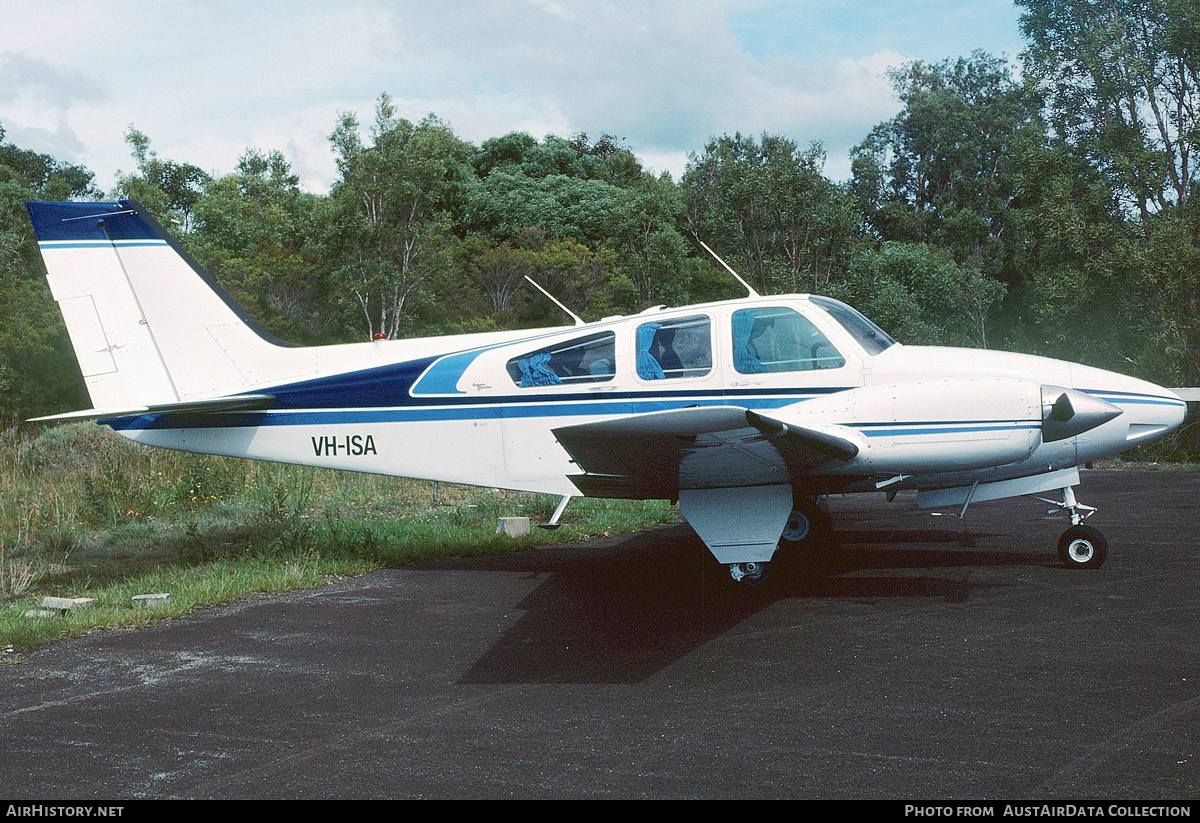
[732, 306, 845, 373]
[635, 315, 712, 380]
[506, 332, 615, 388]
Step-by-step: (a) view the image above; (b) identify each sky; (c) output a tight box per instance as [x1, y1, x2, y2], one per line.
[0, 1, 1027, 195]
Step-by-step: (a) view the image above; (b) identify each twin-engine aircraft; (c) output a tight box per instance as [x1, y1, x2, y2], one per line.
[26, 200, 1187, 584]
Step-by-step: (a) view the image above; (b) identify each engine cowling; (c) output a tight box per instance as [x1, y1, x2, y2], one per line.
[782, 377, 1044, 474]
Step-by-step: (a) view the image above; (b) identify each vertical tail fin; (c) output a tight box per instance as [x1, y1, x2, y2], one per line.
[26, 200, 312, 411]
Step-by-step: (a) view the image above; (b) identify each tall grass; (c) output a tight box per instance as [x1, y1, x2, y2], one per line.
[0, 423, 677, 651]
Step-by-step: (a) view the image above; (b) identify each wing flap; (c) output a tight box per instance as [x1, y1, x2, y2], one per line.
[552, 405, 859, 498]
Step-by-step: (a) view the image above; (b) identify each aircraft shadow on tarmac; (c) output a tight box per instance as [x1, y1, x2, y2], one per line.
[443, 523, 1056, 686]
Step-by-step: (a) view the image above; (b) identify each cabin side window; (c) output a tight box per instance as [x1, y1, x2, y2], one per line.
[506, 332, 616, 388]
[808, 295, 895, 355]
[635, 315, 712, 380]
[731, 307, 845, 373]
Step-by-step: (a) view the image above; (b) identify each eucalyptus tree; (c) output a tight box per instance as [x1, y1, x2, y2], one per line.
[190, 149, 335, 343]
[114, 128, 210, 233]
[682, 133, 862, 296]
[1018, 0, 1200, 217]
[850, 52, 1043, 291]
[325, 96, 475, 340]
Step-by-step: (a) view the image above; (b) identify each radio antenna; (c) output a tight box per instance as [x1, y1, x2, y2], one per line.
[524, 276, 584, 326]
[696, 239, 760, 298]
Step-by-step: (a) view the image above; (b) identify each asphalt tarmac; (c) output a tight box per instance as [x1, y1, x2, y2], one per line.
[1, 470, 1197, 800]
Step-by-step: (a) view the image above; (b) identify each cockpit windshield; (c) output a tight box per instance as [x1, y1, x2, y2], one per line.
[808, 296, 896, 356]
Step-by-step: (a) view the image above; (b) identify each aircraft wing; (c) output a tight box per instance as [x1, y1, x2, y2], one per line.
[28, 394, 276, 423]
[552, 405, 859, 499]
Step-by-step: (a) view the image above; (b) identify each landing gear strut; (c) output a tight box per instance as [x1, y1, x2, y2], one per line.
[1033, 486, 1108, 569]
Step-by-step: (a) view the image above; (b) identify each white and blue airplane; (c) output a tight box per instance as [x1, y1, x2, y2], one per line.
[25, 199, 1188, 584]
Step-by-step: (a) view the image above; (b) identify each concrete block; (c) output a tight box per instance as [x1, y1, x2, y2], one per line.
[40, 596, 94, 611]
[132, 593, 170, 607]
[23, 610, 54, 618]
[496, 516, 531, 537]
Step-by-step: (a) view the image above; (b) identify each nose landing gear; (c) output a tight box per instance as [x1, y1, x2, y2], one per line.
[1032, 485, 1108, 569]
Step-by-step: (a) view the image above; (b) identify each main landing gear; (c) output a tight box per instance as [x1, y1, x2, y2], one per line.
[728, 561, 769, 585]
[727, 496, 833, 585]
[1033, 485, 1108, 569]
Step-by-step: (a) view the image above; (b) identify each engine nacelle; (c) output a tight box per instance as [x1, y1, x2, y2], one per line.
[783, 377, 1044, 474]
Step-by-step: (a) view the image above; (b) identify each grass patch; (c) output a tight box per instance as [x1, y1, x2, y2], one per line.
[0, 423, 678, 653]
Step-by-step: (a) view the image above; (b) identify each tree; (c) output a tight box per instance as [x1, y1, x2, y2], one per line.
[190, 149, 336, 343]
[461, 169, 623, 244]
[843, 243, 1007, 347]
[0, 125, 99, 201]
[609, 171, 692, 309]
[325, 97, 475, 339]
[114, 128, 211, 231]
[683, 133, 863, 296]
[1019, 0, 1200, 216]
[850, 52, 1043, 291]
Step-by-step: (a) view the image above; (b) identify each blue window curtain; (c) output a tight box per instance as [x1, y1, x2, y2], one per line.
[732, 310, 766, 374]
[516, 351, 563, 387]
[635, 323, 665, 380]
[515, 356, 534, 386]
[529, 351, 562, 385]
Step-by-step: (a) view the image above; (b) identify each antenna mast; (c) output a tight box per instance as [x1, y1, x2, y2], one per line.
[524, 276, 584, 326]
[696, 239, 760, 298]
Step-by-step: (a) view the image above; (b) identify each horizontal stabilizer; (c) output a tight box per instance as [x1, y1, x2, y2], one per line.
[29, 394, 276, 423]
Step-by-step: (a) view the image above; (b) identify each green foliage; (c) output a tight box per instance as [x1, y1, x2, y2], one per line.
[462, 170, 623, 243]
[850, 51, 1042, 296]
[682, 133, 862, 296]
[609, 171, 692, 310]
[843, 242, 1006, 347]
[0, 128, 91, 422]
[189, 150, 337, 343]
[325, 98, 475, 339]
[1018, 0, 1200, 216]
[114, 127, 211, 230]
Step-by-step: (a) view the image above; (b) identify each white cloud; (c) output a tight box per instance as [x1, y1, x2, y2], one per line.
[0, 0, 1016, 193]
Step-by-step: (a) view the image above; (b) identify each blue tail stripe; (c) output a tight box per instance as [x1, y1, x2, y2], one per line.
[26, 201, 162, 242]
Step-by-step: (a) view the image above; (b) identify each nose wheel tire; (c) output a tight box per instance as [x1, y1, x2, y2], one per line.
[1057, 524, 1108, 569]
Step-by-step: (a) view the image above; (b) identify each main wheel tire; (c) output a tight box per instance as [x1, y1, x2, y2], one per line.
[1057, 524, 1108, 569]
[780, 496, 832, 548]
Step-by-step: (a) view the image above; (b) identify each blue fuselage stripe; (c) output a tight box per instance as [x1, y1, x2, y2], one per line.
[98, 350, 1177, 437]
[40, 240, 169, 249]
[853, 423, 1041, 437]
